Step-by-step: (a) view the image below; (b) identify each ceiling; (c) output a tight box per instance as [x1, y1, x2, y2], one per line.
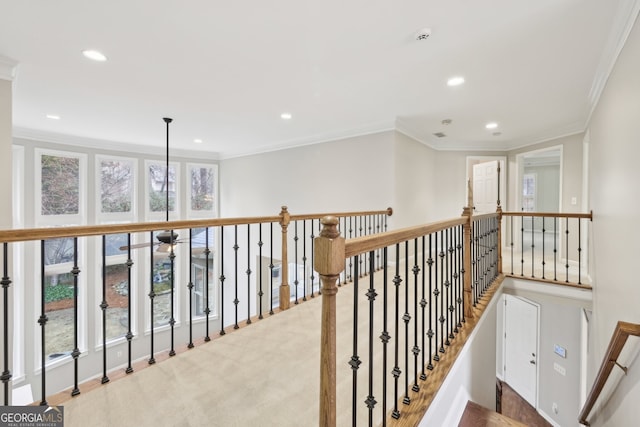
[0, 1, 637, 159]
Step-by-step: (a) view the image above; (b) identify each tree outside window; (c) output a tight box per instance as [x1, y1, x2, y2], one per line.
[190, 166, 214, 211]
[148, 164, 176, 213]
[41, 154, 79, 215]
[101, 160, 133, 213]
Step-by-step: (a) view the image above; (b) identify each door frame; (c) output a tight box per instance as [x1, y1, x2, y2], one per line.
[465, 156, 507, 210]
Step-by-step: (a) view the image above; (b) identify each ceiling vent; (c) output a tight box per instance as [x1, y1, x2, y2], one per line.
[415, 28, 432, 41]
[433, 132, 446, 138]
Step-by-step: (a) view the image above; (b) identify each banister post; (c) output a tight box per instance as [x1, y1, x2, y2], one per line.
[315, 216, 345, 427]
[279, 206, 291, 311]
[462, 181, 474, 320]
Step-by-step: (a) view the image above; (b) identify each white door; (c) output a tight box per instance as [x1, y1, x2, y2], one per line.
[504, 294, 539, 407]
[472, 161, 498, 213]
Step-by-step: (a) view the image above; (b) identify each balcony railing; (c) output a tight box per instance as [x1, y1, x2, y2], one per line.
[0, 206, 392, 406]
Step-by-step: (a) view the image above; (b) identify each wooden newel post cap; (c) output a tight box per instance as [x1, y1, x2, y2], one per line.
[314, 216, 345, 276]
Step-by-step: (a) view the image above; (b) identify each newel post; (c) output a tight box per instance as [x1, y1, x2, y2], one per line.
[462, 181, 474, 320]
[279, 206, 291, 311]
[315, 216, 345, 427]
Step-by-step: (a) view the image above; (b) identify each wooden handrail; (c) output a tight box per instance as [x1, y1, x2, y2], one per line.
[289, 207, 392, 222]
[502, 211, 593, 220]
[344, 217, 467, 258]
[579, 321, 640, 425]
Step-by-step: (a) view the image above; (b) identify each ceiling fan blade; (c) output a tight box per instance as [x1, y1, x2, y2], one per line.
[119, 241, 161, 251]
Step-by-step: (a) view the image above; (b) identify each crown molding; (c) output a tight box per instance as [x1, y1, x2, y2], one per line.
[0, 55, 18, 81]
[586, 0, 640, 124]
[13, 127, 220, 161]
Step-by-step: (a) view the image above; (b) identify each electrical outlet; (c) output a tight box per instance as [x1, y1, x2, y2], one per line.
[571, 196, 577, 205]
[117, 351, 122, 358]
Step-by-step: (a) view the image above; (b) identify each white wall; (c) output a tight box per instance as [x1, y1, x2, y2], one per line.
[393, 131, 438, 227]
[219, 131, 395, 218]
[586, 11, 640, 427]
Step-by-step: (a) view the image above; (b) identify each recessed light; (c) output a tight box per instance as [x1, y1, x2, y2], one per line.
[46, 114, 61, 120]
[447, 76, 465, 87]
[194, 139, 203, 144]
[82, 49, 107, 62]
[485, 122, 498, 129]
[281, 112, 292, 120]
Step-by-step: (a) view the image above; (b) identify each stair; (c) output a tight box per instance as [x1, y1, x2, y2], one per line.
[458, 401, 527, 427]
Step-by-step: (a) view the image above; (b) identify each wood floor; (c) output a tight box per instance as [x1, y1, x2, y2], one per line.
[458, 380, 552, 427]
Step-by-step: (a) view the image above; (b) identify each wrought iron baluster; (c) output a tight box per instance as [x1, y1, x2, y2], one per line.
[380, 247, 389, 426]
[1, 243, 11, 405]
[433, 232, 440, 362]
[531, 216, 535, 278]
[294, 221, 299, 305]
[233, 225, 239, 329]
[520, 216, 524, 276]
[578, 218, 582, 285]
[203, 227, 211, 340]
[302, 220, 308, 297]
[457, 225, 464, 327]
[69, 237, 82, 394]
[565, 217, 570, 283]
[220, 226, 226, 335]
[169, 230, 176, 356]
[420, 236, 427, 381]
[125, 235, 134, 373]
[258, 224, 264, 319]
[100, 236, 109, 384]
[350, 256, 361, 426]
[391, 245, 401, 419]
[412, 239, 420, 392]
[366, 251, 377, 426]
[310, 220, 316, 296]
[427, 234, 434, 371]
[269, 223, 274, 315]
[148, 231, 155, 365]
[39, 240, 48, 405]
[510, 216, 514, 275]
[246, 224, 252, 324]
[554, 218, 558, 281]
[188, 229, 194, 348]
[403, 241, 411, 405]
[447, 228, 454, 341]
[348, 217, 353, 282]
[542, 218, 546, 279]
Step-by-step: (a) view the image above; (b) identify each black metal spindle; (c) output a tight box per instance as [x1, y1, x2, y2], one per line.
[310, 219, 316, 295]
[70, 238, 82, 394]
[447, 229, 454, 341]
[510, 216, 514, 275]
[246, 224, 252, 324]
[520, 216, 524, 276]
[403, 241, 411, 405]
[457, 225, 463, 327]
[565, 217, 570, 283]
[204, 227, 211, 341]
[220, 226, 226, 335]
[348, 217, 353, 282]
[439, 231, 445, 354]
[125, 235, 134, 373]
[294, 221, 299, 305]
[420, 236, 427, 381]
[427, 234, 434, 371]
[258, 224, 264, 319]
[381, 247, 389, 426]
[578, 219, 582, 285]
[148, 232, 155, 365]
[188, 230, 194, 349]
[302, 220, 308, 297]
[433, 232, 440, 362]
[233, 225, 239, 329]
[531, 216, 535, 278]
[554, 218, 558, 281]
[542, 218, 546, 279]
[391, 244, 401, 419]
[1, 243, 11, 405]
[100, 236, 109, 384]
[350, 256, 361, 426]
[39, 240, 48, 405]
[444, 229, 451, 346]
[269, 223, 274, 315]
[412, 239, 420, 392]
[169, 230, 176, 357]
[366, 251, 377, 426]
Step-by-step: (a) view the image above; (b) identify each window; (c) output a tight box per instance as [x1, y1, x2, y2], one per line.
[522, 173, 536, 212]
[188, 164, 217, 217]
[35, 149, 87, 225]
[146, 161, 179, 220]
[190, 228, 215, 317]
[102, 234, 132, 342]
[97, 156, 136, 220]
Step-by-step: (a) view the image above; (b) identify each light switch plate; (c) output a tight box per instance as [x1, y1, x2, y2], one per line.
[554, 362, 566, 376]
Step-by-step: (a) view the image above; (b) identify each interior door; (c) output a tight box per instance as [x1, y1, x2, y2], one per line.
[472, 161, 498, 213]
[504, 294, 539, 407]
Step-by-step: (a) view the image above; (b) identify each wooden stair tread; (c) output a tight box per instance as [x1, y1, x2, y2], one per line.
[458, 401, 528, 427]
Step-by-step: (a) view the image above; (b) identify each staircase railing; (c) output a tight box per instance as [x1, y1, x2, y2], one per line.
[315, 200, 503, 426]
[579, 321, 640, 426]
[0, 206, 391, 406]
[502, 211, 593, 286]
